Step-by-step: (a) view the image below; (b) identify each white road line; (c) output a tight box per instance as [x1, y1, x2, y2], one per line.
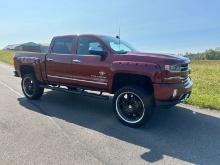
[0, 80, 23, 97]
[0, 78, 107, 164]
[0, 80, 66, 132]
[0, 79, 73, 143]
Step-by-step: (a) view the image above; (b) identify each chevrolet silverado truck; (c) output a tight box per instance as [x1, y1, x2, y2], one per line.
[13, 34, 192, 127]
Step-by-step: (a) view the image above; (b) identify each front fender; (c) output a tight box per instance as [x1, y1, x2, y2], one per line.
[111, 61, 161, 81]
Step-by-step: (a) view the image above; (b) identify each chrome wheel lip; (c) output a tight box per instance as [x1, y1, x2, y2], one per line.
[22, 76, 35, 97]
[116, 92, 145, 124]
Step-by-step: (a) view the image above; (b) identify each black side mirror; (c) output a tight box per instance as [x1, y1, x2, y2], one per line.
[89, 47, 107, 56]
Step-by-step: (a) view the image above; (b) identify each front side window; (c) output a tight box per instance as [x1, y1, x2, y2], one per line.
[51, 37, 73, 54]
[77, 36, 104, 55]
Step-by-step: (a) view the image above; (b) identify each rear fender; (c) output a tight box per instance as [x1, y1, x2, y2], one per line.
[18, 57, 43, 82]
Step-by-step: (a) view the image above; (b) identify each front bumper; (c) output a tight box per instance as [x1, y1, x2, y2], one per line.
[153, 78, 193, 108]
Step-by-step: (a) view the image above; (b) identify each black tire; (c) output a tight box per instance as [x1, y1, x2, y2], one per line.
[113, 86, 154, 127]
[21, 74, 44, 100]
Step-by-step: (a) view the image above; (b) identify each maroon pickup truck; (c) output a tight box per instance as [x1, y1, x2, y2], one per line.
[13, 34, 192, 127]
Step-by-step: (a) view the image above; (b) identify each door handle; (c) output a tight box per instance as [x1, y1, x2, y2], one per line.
[47, 58, 54, 62]
[72, 59, 81, 63]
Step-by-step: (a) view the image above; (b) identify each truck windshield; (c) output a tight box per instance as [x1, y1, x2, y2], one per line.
[100, 36, 137, 54]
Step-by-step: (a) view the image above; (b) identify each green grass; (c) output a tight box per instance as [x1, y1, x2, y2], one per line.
[0, 50, 15, 64]
[185, 60, 220, 110]
[0, 50, 220, 110]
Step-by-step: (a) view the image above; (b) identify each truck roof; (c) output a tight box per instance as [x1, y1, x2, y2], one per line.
[53, 34, 109, 39]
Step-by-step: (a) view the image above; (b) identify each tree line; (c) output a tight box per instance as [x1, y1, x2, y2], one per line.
[184, 47, 220, 60]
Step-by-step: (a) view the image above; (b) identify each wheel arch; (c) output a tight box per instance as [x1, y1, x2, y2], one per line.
[111, 73, 154, 94]
[19, 64, 43, 81]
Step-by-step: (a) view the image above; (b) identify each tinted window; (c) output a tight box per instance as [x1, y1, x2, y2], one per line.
[51, 37, 73, 54]
[77, 36, 103, 55]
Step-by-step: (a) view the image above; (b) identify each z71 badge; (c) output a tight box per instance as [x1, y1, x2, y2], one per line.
[91, 71, 107, 80]
[99, 71, 106, 76]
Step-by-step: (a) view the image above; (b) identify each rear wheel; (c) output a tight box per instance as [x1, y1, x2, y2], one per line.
[21, 74, 44, 100]
[113, 86, 154, 127]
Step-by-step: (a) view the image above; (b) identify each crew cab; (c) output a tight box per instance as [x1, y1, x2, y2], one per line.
[13, 34, 193, 127]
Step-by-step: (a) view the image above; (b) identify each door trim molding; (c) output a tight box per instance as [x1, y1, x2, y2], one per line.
[47, 75, 108, 85]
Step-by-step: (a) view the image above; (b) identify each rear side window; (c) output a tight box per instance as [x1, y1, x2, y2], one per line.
[51, 37, 73, 54]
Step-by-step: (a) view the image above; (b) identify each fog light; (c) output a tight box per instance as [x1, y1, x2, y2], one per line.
[173, 89, 178, 98]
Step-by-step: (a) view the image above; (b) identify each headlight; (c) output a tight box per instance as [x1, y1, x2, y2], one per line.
[165, 64, 181, 72]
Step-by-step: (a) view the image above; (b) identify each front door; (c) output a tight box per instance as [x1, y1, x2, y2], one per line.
[71, 36, 111, 90]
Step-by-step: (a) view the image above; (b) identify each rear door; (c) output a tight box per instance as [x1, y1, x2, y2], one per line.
[46, 37, 75, 85]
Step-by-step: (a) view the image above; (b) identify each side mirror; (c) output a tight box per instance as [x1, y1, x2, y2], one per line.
[89, 47, 107, 56]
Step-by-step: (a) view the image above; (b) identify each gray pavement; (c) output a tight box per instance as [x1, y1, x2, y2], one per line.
[0, 62, 220, 165]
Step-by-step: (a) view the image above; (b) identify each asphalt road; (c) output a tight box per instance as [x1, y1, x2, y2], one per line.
[0, 62, 220, 165]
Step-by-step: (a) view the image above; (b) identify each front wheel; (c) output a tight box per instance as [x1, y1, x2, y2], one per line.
[113, 86, 154, 127]
[21, 74, 44, 100]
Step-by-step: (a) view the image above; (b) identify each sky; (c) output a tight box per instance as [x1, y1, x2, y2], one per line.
[0, 0, 220, 54]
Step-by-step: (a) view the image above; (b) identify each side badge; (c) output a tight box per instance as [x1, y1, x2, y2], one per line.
[99, 71, 106, 76]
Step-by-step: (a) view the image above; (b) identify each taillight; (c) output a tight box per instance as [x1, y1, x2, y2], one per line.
[13, 57, 15, 66]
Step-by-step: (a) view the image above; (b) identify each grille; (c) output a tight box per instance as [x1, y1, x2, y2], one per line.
[180, 63, 190, 85]
[180, 63, 189, 71]
[182, 77, 191, 86]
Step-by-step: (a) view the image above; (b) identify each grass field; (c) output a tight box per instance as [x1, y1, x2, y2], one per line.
[185, 60, 220, 110]
[0, 50, 14, 64]
[0, 50, 220, 110]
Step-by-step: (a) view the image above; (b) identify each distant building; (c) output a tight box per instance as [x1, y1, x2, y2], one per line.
[40, 44, 50, 53]
[3, 44, 20, 50]
[3, 42, 49, 53]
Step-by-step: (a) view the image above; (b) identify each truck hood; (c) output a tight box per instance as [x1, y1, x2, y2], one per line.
[113, 52, 190, 65]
